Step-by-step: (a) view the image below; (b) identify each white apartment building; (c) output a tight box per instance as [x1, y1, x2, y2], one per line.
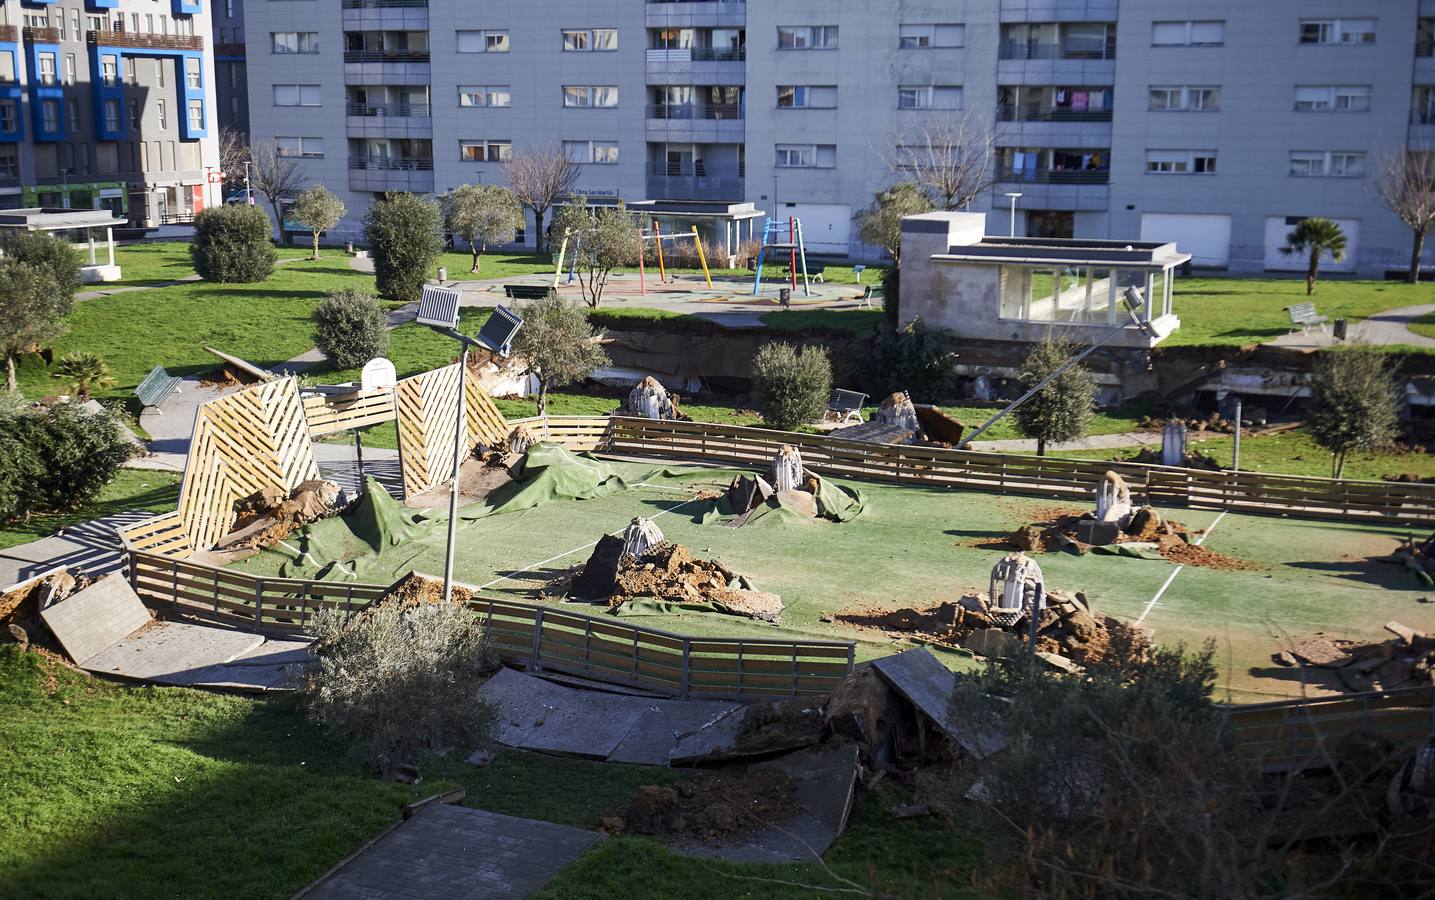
[245, 0, 1435, 276]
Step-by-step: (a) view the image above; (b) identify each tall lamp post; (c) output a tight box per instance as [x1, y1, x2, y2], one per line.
[1004, 191, 1022, 237]
[960, 286, 1156, 448]
[415, 285, 524, 604]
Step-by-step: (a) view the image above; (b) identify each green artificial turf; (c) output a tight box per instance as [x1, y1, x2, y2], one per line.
[0, 469, 180, 551]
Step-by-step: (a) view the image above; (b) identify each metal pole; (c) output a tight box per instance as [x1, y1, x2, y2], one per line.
[1232, 398, 1242, 472]
[638, 228, 646, 294]
[354, 428, 365, 482]
[1009, 196, 1017, 237]
[442, 346, 468, 605]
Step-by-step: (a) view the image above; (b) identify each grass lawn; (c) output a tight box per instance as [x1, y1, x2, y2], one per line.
[1051, 425, 1435, 482]
[1168, 276, 1435, 349]
[109, 242, 332, 289]
[1410, 308, 1435, 340]
[439, 250, 886, 288]
[0, 645, 979, 899]
[0, 469, 180, 552]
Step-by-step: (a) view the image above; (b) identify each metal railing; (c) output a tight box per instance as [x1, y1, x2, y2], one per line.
[87, 29, 204, 51]
[342, 0, 428, 7]
[995, 166, 1110, 184]
[646, 161, 744, 177]
[342, 49, 429, 63]
[998, 40, 1115, 60]
[348, 155, 434, 170]
[997, 104, 1113, 122]
[692, 46, 745, 61]
[346, 101, 431, 117]
[645, 103, 743, 120]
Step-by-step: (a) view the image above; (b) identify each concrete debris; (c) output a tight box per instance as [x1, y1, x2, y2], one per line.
[999, 505, 1255, 571]
[1077, 470, 1134, 544]
[1276, 625, 1435, 693]
[569, 539, 782, 623]
[873, 391, 921, 436]
[569, 535, 625, 602]
[620, 516, 666, 559]
[769, 444, 804, 494]
[620, 376, 688, 421]
[1375, 534, 1435, 588]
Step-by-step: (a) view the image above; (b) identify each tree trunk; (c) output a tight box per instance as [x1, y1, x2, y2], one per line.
[5, 351, 15, 392]
[1036, 437, 1047, 457]
[1306, 249, 1319, 295]
[471, 242, 481, 273]
[1411, 229, 1427, 284]
[268, 198, 286, 245]
[311, 230, 320, 260]
[537, 378, 549, 416]
[1332, 450, 1345, 479]
[534, 208, 547, 253]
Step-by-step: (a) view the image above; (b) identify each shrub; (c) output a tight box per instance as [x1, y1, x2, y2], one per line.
[190, 205, 276, 283]
[512, 293, 609, 415]
[752, 341, 832, 431]
[0, 230, 82, 294]
[314, 288, 390, 370]
[51, 351, 115, 400]
[0, 403, 133, 521]
[305, 599, 495, 775]
[363, 192, 443, 302]
[0, 233, 82, 390]
[856, 317, 959, 402]
[1011, 336, 1096, 455]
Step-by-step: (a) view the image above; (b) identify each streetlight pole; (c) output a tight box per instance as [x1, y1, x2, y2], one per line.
[243, 160, 252, 205]
[1004, 191, 1022, 237]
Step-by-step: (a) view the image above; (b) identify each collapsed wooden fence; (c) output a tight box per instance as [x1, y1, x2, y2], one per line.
[1224, 685, 1433, 772]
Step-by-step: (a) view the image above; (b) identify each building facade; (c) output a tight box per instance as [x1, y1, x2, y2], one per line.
[0, 0, 220, 224]
[213, 0, 247, 139]
[244, 0, 1435, 276]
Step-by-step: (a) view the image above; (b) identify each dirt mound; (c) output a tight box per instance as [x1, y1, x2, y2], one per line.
[1, 568, 95, 662]
[218, 479, 342, 553]
[380, 572, 474, 609]
[1125, 446, 1224, 471]
[609, 544, 782, 621]
[989, 507, 1256, 571]
[607, 772, 802, 842]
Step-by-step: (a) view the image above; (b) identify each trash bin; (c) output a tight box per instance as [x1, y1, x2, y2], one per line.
[1333, 318, 1347, 341]
[345, 241, 354, 255]
[779, 288, 791, 307]
[437, 266, 447, 282]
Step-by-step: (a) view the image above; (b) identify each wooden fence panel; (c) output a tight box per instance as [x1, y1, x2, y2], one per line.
[396, 364, 512, 498]
[1224, 687, 1433, 771]
[302, 390, 397, 437]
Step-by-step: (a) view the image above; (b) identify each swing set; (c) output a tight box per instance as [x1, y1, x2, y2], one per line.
[751, 216, 812, 299]
[550, 221, 714, 295]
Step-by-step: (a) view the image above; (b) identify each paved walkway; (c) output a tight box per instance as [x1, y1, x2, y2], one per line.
[0, 510, 152, 590]
[1265, 303, 1435, 350]
[966, 430, 1165, 453]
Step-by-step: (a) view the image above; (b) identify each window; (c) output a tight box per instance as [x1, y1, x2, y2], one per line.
[274, 84, 322, 106]
[775, 144, 836, 168]
[124, 57, 136, 85]
[459, 140, 512, 162]
[156, 59, 165, 88]
[185, 58, 201, 89]
[130, 99, 140, 128]
[592, 141, 619, 164]
[42, 100, 59, 133]
[593, 29, 617, 51]
[23, 14, 48, 30]
[776, 85, 837, 109]
[188, 100, 203, 131]
[38, 53, 56, 87]
[0, 100, 15, 134]
[68, 99, 78, 130]
[1145, 149, 1217, 174]
[275, 136, 324, 158]
[592, 86, 618, 108]
[272, 32, 319, 54]
[457, 30, 509, 53]
[157, 99, 167, 128]
[104, 99, 121, 132]
[777, 25, 838, 50]
[1294, 85, 1371, 112]
[898, 85, 963, 110]
[1148, 86, 1219, 111]
[0, 146, 16, 179]
[562, 140, 618, 164]
[1300, 18, 1375, 45]
[228, 63, 238, 90]
[563, 85, 591, 108]
[1151, 20, 1225, 46]
[563, 29, 587, 51]
[1290, 150, 1366, 177]
[0, 55, 12, 84]
[898, 23, 964, 49]
[458, 85, 510, 107]
[64, 54, 76, 86]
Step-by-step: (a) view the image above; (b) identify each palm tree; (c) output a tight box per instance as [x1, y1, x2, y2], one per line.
[51, 351, 115, 400]
[1281, 217, 1347, 295]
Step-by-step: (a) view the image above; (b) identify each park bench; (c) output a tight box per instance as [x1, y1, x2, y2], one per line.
[827, 388, 867, 425]
[1284, 302, 1328, 334]
[503, 284, 551, 300]
[857, 284, 885, 309]
[134, 364, 181, 411]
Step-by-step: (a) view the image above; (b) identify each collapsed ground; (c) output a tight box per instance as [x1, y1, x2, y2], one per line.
[226, 445, 1431, 702]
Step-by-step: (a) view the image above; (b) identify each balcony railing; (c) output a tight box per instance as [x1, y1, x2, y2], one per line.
[343, 49, 429, 63]
[648, 0, 744, 4]
[1414, 108, 1435, 125]
[342, 0, 428, 7]
[88, 29, 205, 51]
[647, 162, 744, 178]
[997, 104, 1113, 122]
[0, 26, 19, 43]
[998, 40, 1115, 61]
[23, 27, 62, 44]
[349, 155, 433, 170]
[214, 42, 246, 56]
[646, 103, 743, 120]
[995, 166, 1110, 184]
[347, 101, 431, 117]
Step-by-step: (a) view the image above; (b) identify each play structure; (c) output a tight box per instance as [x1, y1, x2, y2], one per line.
[550, 222, 714, 294]
[751, 216, 813, 298]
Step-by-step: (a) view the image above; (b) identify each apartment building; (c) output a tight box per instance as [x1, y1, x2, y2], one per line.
[213, 0, 247, 138]
[0, 0, 220, 224]
[244, 0, 1435, 276]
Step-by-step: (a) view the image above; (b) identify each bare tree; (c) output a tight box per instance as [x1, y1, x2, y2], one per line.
[884, 109, 998, 211]
[249, 140, 308, 243]
[218, 128, 250, 196]
[503, 144, 580, 253]
[1374, 148, 1435, 283]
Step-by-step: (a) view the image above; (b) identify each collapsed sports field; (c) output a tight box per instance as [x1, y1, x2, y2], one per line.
[230, 446, 1433, 703]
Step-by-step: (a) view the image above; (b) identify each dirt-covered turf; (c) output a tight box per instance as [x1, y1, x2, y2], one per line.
[230, 449, 1433, 703]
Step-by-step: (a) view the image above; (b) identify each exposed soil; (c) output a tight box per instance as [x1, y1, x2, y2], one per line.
[608, 544, 782, 622]
[1273, 626, 1434, 693]
[197, 365, 258, 388]
[982, 507, 1257, 571]
[605, 771, 803, 843]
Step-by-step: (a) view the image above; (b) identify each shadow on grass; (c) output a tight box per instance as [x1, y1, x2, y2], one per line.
[1282, 559, 1421, 590]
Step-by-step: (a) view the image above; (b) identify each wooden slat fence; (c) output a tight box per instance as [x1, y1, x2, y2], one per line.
[1224, 686, 1433, 772]
[302, 389, 398, 437]
[395, 363, 512, 498]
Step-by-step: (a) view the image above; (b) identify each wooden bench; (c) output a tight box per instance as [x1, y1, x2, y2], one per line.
[858, 284, 885, 309]
[1284, 302, 1328, 334]
[503, 284, 551, 300]
[134, 364, 182, 411]
[826, 388, 867, 425]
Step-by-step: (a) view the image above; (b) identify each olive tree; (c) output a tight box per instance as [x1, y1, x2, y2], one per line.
[290, 185, 346, 260]
[751, 341, 832, 431]
[855, 182, 933, 263]
[1011, 336, 1096, 455]
[570, 202, 642, 308]
[440, 184, 523, 273]
[0, 232, 81, 390]
[363, 192, 443, 302]
[1305, 346, 1401, 478]
[511, 293, 609, 415]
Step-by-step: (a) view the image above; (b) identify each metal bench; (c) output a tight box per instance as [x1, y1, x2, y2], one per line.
[827, 388, 868, 425]
[857, 284, 885, 310]
[134, 364, 182, 411]
[1284, 302, 1328, 334]
[503, 284, 552, 300]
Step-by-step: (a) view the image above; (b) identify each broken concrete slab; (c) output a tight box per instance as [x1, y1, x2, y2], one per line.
[39, 573, 152, 666]
[872, 647, 1007, 759]
[82, 621, 267, 682]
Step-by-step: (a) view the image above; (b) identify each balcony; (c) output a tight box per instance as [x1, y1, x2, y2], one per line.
[995, 166, 1109, 185]
[348, 155, 433, 193]
[23, 27, 62, 44]
[646, 48, 745, 85]
[998, 40, 1114, 61]
[87, 29, 204, 51]
[346, 101, 432, 138]
[342, 0, 428, 31]
[0, 26, 18, 43]
[997, 104, 1111, 123]
[645, 2, 746, 30]
[645, 103, 744, 142]
[347, 101, 429, 117]
[343, 49, 428, 63]
[342, 0, 427, 7]
[646, 162, 744, 201]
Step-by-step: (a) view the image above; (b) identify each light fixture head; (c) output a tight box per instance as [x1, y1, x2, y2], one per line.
[416, 284, 462, 329]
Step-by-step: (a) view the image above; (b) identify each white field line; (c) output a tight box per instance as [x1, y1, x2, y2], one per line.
[476, 487, 704, 590]
[1133, 509, 1229, 627]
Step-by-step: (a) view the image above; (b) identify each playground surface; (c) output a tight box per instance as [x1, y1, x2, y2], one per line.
[229, 448, 1432, 703]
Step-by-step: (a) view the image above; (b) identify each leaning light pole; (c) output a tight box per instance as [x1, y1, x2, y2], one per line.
[416, 285, 524, 604]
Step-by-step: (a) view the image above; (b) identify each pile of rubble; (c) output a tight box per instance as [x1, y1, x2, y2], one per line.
[214, 479, 343, 555]
[0, 567, 92, 655]
[568, 518, 782, 621]
[607, 773, 802, 842]
[830, 391, 966, 446]
[615, 376, 690, 421]
[1274, 622, 1435, 692]
[1376, 531, 1435, 588]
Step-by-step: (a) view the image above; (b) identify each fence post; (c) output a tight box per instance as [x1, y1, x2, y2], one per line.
[213, 569, 220, 614]
[254, 579, 263, 626]
[170, 558, 179, 609]
[791, 642, 799, 695]
[345, 584, 354, 621]
[128, 552, 138, 592]
[529, 608, 544, 671]
[299, 584, 309, 629]
[680, 638, 691, 698]
[846, 642, 855, 676]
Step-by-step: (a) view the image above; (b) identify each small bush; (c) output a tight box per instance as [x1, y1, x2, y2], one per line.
[1011, 336, 1096, 455]
[752, 341, 832, 431]
[190, 205, 277, 283]
[305, 599, 495, 775]
[363, 192, 443, 301]
[855, 317, 959, 402]
[314, 288, 390, 370]
[0, 403, 133, 521]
